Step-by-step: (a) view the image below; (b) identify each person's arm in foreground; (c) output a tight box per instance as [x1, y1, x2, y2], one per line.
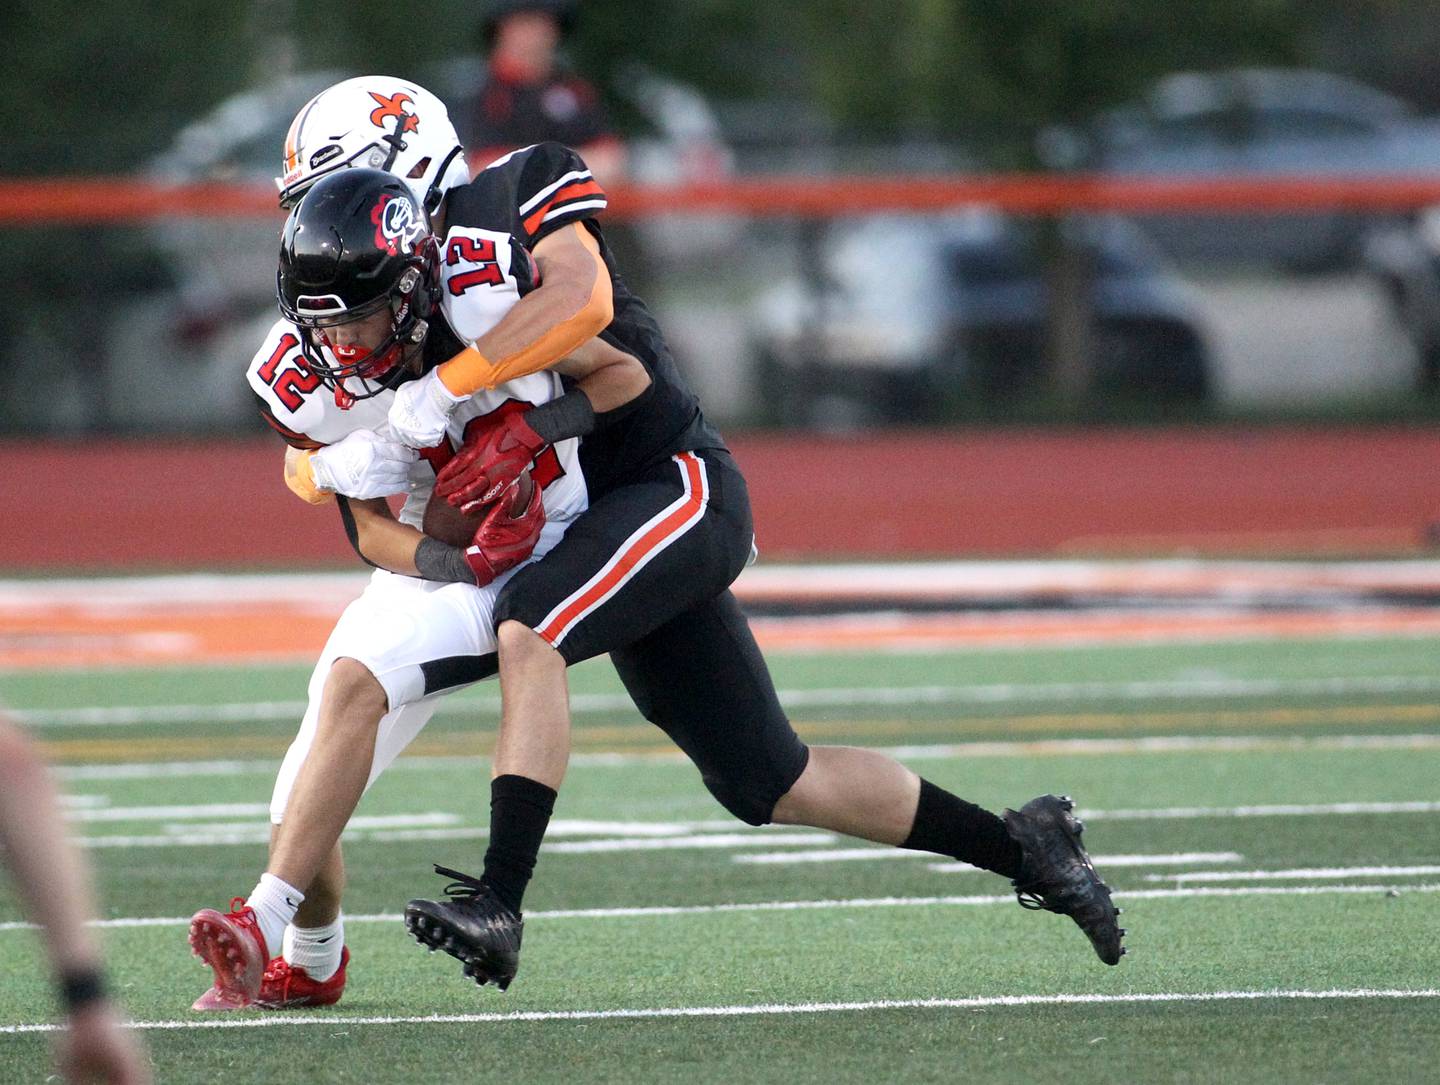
[0, 718, 150, 1084]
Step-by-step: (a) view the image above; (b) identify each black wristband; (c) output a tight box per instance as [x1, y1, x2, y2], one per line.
[414, 536, 475, 584]
[526, 390, 596, 444]
[59, 967, 107, 1012]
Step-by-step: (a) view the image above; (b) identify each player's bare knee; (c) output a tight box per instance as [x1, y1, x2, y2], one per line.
[497, 620, 561, 670]
[322, 657, 388, 721]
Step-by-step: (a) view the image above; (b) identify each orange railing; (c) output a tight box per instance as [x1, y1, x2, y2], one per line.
[7, 174, 1440, 224]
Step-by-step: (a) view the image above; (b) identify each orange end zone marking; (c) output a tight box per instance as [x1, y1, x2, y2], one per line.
[4, 599, 1440, 670]
[0, 604, 337, 670]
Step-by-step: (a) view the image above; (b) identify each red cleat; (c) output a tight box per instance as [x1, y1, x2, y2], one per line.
[188, 898, 268, 1011]
[255, 946, 350, 1010]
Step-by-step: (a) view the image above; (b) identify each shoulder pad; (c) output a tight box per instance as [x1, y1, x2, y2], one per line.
[438, 226, 526, 342]
[458, 142, 606, 247]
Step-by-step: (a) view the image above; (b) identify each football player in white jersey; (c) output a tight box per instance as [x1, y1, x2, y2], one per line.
[187, 165, 647, 1010]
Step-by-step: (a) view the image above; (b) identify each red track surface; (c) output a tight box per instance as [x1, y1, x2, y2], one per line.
[4, 427, 1439, 569]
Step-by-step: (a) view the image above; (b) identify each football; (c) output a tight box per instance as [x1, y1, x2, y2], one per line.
[422, 467, 534, 547]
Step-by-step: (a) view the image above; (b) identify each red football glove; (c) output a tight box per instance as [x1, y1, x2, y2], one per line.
[462, 476, 546, 587]
[435, 409, 547, 515]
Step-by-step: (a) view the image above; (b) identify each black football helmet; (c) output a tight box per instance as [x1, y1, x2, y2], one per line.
[277, 167, 441, 403]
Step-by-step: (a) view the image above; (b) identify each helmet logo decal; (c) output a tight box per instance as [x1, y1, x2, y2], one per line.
[368, 91, 420, 136]
[309, 144, 344, 170]
[371, 193, 424, 256]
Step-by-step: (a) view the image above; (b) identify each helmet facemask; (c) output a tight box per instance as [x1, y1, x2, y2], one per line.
[280, 237, 441, 406]
[277, 168, 446, 406]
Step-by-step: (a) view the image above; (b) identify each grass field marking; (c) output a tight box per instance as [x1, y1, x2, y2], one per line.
[68, 802, 272, 823]
[1087, 800, 1440, 820]
[541, 832, 835, 854]
[56, 760, 276, 781]
[75, 818, 820, 850]
[43, 733, 1440, 783]
[926, 853, 1244, 874]
[58, 793, 108, 808]
[75, 828, 836, 852]
[3, 988, 1439, 1035]
[1144, 864, 1440, 883]
[366, 818, 777, 844]
[885, 734, 1440, 760]
[4, 883, 1437, 935]
[77, 797, 1438, 846]
[737, 849, 1243, 867]
[16, 702, 310, 727]
[20, 674, 1440, 728]
[32, 706, 1440, 769]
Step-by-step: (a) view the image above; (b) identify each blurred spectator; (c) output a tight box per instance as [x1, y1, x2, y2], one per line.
[463, 0, 627, 185]
[0, 716, 150, 1084]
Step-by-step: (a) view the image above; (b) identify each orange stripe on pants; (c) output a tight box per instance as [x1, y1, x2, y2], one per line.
[536, 453, 706, 646]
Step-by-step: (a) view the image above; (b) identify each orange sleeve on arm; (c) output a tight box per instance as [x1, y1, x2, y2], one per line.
[437, 228, 614, 395]
[284, 446, 335, 506]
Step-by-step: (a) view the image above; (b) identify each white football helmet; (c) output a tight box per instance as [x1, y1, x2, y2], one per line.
[276, 75, 470, 213]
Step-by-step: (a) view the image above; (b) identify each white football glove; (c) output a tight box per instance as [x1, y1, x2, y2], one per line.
[309, 428, 419, 499]
[388, 368, 468, 449]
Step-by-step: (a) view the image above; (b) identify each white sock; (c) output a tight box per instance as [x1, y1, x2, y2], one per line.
[246, 873, 304, 958]
[283, 916, 345, 982]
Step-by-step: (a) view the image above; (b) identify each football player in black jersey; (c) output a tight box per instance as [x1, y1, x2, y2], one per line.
[373, 141, 1126, 988]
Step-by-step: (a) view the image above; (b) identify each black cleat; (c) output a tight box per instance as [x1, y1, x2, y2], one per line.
[1003, 794, 1125, 966]
[404, 865, 523, 991]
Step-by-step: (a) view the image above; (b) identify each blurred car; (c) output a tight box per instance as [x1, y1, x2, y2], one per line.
[751, 211, 1211, 428]
[109, 60, 735, 432]
[1361, 209, 1440, 392]
[1042, 68, 1440, 272]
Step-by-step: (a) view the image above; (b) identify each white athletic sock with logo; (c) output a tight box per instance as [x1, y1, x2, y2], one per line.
[283, 916, 345, 982]
[246, 873, 304, 958]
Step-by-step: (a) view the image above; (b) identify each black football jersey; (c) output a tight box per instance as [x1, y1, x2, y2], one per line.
[442, 141, 727, 497]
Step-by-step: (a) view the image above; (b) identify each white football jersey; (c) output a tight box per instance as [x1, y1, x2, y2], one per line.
[247, 226, 586, 531]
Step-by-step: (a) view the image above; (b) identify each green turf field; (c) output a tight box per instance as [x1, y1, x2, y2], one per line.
[2, 633, 1439, 1083]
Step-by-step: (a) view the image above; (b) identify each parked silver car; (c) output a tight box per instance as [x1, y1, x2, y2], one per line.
[1043, 68, 1440, 272]
[752, 211, 1211, 428]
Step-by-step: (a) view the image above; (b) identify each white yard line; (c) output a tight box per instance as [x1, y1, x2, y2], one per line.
[19, 674, 1440, 727]
[538, 832, 835, 854]
[1145, 865, 1440, 883]
[737, 849, 1242, 867]
[2, 988, 1436, 1034]
[884, 735, 1440, 760]
[67, 803, 272, 823]
[926, 852, 1242, 873]
[45, 733, 1440, 783]
[64, 799, 1440, 848]
[75, 826, 833, 852]
[56, 761, 277, 781]
[1084, 800, 1440, 820]
[2, 883, 1435, 935]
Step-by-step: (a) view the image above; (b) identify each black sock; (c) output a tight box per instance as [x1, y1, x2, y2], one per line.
[481, 774, 557, 914]
[900, 778, 1024, 879]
